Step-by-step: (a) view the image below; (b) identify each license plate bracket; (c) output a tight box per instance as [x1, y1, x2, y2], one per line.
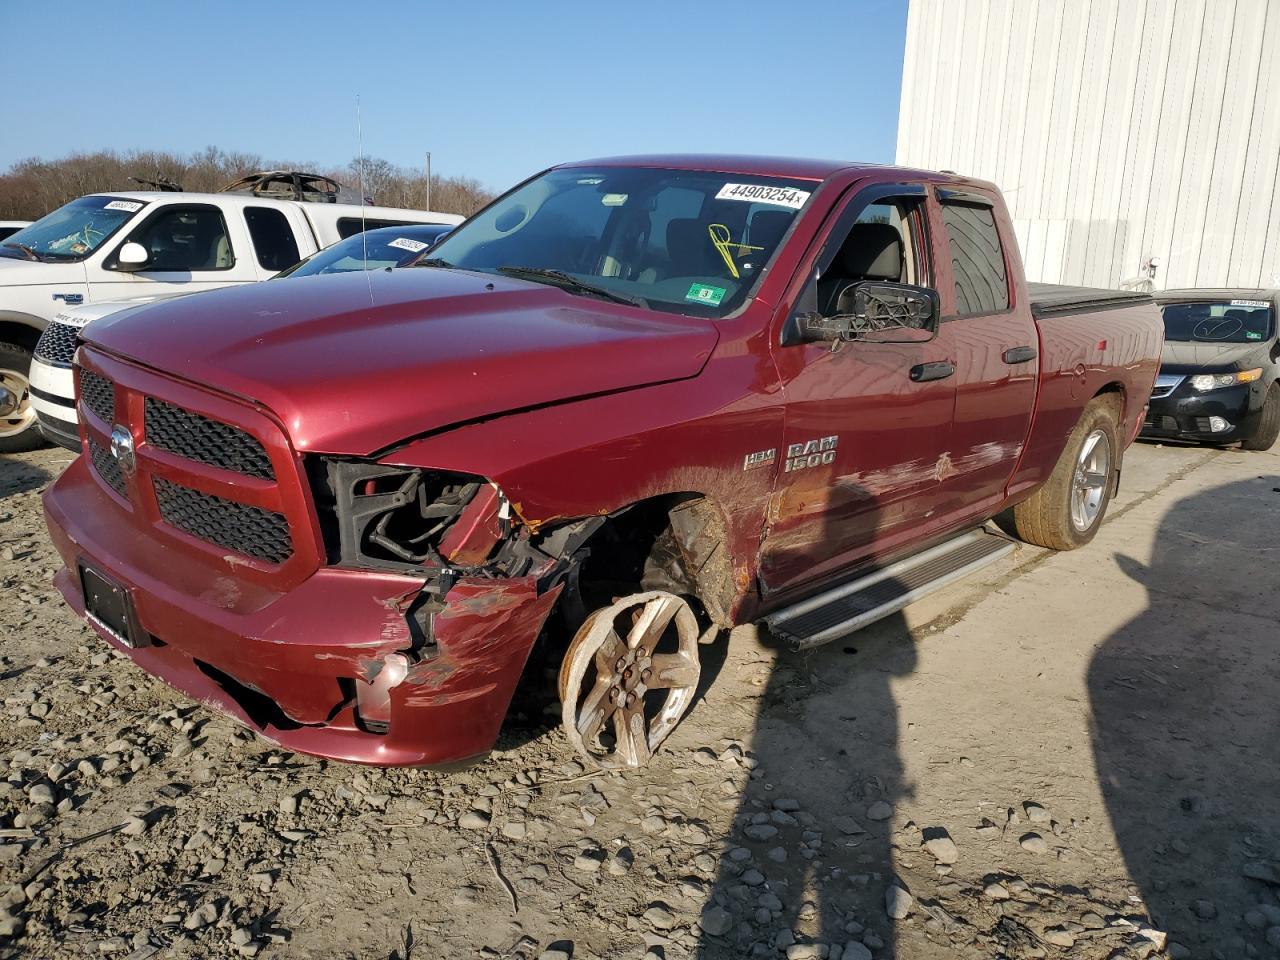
[79, 564, 146, 649]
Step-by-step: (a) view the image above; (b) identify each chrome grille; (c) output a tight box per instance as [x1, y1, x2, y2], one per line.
[79, 370, 115, 424]
[1150, 374, 1184, 400]
[153, 477, 292, 564]
[34, 321, 79, 366]
[144, 398, 275, 480]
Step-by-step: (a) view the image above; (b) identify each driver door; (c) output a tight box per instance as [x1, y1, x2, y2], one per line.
[86, 203, 258, 300]
[759, 184, 958, 597]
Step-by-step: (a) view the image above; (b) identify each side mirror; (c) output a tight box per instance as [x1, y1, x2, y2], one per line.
[116, 242, 149, 270]
[797, 281, 939, 344]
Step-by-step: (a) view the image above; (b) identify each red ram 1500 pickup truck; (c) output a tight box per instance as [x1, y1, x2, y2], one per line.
[42, 156, 1162, 770]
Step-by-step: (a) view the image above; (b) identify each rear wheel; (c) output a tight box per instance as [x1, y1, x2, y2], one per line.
[1241, 385, 1280, 452]
[1012, 397, 1120, 550]
[0, 342, 42, 453]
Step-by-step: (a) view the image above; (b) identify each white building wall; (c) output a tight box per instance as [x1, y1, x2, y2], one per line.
[896, 0, 1280, 291]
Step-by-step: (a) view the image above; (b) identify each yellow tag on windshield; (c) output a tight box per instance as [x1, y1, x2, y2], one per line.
[707, 224, 763, 280]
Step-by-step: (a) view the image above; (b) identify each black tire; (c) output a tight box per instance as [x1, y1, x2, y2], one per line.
[0, 340, 44, 454]
[1241, 385, 1280, 452]
[1011, 396, 1121, 551]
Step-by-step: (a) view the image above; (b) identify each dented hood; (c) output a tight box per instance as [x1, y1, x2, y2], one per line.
[82, 267, 719, 454]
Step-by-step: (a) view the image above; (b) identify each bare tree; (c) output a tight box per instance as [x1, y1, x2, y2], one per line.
[0, 148, 494, 221]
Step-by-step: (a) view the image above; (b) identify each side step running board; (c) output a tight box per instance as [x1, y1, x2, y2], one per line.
[762, 529, 1016, 650]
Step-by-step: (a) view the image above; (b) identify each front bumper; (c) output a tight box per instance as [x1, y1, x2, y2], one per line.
[1141, 380, 1263, 442]
[28, 358, 80, 451]
[43, 455, 561, 767]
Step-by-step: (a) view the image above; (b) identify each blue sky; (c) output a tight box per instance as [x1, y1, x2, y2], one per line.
[0, 1, 908, 193]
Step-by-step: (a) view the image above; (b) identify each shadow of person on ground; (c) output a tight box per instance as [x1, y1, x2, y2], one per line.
[0, 453, 53, 499]
[696, 485, 918, 959]
[1090, 474, 1280, 956]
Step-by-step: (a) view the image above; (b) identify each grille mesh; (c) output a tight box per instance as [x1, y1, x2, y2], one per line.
[153, 477, 291, 564]
[144, 398, 275, 480]
[34, 322, 79, 365]
[79, 370, 115, 424]
[88, 437, 127, 498]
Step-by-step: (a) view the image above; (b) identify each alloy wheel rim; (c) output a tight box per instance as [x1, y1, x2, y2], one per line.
[1070, 428, 1110, 532]
[0, 368, 35, 438]
[559, 591, 701, 769]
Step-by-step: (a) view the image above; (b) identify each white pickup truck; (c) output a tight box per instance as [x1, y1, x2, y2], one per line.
[0, 191, 460, 451]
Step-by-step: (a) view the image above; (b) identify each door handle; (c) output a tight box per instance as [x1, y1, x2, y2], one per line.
[1002, 345, 1037, 364]
[910, 361, 955, 382]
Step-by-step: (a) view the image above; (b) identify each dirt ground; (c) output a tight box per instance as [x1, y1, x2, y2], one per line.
[1, 439, 1278, 960]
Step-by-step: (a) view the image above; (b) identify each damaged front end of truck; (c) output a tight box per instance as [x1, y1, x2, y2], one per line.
[303, 458, 613, 752]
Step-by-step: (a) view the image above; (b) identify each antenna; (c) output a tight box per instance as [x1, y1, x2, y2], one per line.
[356, 95, 373, 305]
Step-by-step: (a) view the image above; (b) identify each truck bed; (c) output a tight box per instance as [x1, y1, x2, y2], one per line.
[1028, 282, 1154, 318]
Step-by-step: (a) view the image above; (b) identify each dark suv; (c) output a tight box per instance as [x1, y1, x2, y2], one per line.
[1144, 289, 1280, 451]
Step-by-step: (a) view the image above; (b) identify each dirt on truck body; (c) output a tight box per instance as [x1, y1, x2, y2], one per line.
[42, 155, 1164, 770]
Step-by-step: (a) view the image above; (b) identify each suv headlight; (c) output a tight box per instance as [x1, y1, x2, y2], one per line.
[1189, 369, 1262, 391]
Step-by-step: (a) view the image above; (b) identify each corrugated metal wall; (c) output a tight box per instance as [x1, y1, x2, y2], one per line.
[896, 0, 1280, 291]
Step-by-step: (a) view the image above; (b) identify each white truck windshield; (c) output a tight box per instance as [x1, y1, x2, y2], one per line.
[0, 196, 146, 262]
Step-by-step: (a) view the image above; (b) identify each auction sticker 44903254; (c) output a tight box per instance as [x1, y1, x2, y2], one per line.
[715, 183, 811, 210]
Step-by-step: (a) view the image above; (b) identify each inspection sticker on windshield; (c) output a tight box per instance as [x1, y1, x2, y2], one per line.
[686, 282, 726, 306]
[386, 237, 429, 253]
[1231, 299, 1269, 307]
[103, 200, 144, 213]
[715, 183, 811, 209]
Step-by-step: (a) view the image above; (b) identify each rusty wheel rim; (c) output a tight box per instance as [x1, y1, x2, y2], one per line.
[559, 591, 701, 769]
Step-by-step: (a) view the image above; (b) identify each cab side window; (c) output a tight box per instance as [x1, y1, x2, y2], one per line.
[130, 206, 234, 271]
[818, 197, 928, 318]
[940, 201, 1008, 315]
[245, 207, 300, 271]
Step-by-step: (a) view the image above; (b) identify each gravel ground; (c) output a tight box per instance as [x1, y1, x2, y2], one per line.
[1, 441, 1278, 960]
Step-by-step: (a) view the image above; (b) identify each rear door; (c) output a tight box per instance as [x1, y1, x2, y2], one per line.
[759, 182, 957, 596]
[929, 189, 1038, 522]
[86, 202, 258, 299]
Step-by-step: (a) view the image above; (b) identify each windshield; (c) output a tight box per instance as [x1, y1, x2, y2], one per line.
[276, 224, 453, 278]
[424, 166, 815, 317]
[0, 196, 146, 262]
[1161, 300, 1275, 343]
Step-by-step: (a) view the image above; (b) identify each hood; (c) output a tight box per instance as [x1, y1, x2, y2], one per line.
[57, 292, 194, 328]
[1160, 339, 1271, 372]
[84, 267, 720, 455]
[0, 256, 85, 285]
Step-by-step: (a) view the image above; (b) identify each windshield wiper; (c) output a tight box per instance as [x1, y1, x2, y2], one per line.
[413, 257, 453, 269]
[2, 242, 47, 263]
[496, 266, 645, 307]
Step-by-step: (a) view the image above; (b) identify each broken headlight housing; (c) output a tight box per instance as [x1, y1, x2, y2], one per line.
[308, 459, 493, 573]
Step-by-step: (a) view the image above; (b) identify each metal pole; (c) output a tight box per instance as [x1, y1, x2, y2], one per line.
[425, 152, 432, 211]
